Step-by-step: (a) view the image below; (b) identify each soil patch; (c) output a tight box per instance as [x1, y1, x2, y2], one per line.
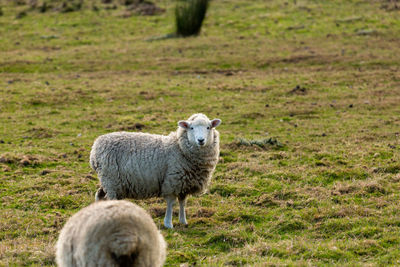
[14, 0, 165, 15]
[289, 85, 307, 95]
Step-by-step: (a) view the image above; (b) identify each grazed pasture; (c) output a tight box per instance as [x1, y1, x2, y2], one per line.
[1, 0, 400, 265]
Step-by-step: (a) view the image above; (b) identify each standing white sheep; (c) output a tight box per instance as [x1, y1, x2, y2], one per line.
[90, 113, 221, 228]
[56, 200, 166, 267]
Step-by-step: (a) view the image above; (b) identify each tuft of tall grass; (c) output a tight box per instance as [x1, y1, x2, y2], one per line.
[175, 0, 209, 37]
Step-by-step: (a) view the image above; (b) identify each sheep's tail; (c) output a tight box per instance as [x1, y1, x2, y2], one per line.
[95, 187, 106, 201]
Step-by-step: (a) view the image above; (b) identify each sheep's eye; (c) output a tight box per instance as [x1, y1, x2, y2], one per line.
[190, 127, 193, 130]
[207, 127, 210, 130]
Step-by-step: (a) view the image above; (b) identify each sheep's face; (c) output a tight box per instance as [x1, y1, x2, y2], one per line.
[179, 117, 221, 147]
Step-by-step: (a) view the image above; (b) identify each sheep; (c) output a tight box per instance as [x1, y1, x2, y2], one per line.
[56, 200, 166, 267]
[90, 113, 221, 228]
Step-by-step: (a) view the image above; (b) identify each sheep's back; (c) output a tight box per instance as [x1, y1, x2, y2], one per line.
[56, 200, 166, 267]
[90, 132, 171, 198]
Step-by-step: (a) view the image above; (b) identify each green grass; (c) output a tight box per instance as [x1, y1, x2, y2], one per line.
[1, 0, 400, 265]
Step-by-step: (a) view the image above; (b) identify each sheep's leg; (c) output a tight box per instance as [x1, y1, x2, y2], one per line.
[178, 196, 188, 225]
[164, 196, 176, 229]
[95, 187, 106, 201]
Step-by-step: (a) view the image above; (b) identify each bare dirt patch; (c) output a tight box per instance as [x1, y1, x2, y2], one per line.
[192, 208, 215, 218]
[289, 85, 308, 95]
[13, 0, 165, 15]
[0, 153, 43, 166]
[26, 127, 59, 139]
[225, 138, 284, 151]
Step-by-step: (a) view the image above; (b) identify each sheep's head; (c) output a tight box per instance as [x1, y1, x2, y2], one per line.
[178, 113, 221, 147]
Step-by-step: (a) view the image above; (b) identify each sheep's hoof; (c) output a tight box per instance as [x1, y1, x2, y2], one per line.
[164, 223, 173, 229]
[179, 220, 188, 226]
[164, 219, 174, 229]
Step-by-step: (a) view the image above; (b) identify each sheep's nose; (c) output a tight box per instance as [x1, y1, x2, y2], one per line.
[198, 138, 205, 144]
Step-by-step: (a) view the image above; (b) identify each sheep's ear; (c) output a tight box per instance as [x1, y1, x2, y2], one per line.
[211, 119, 221, 128]
[178, 120, 189, 129]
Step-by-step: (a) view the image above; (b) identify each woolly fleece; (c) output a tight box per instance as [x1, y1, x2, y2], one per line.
[56, 200, 166, 267]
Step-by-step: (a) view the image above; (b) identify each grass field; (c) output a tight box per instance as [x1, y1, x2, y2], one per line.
[1, 0, 400, 265]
